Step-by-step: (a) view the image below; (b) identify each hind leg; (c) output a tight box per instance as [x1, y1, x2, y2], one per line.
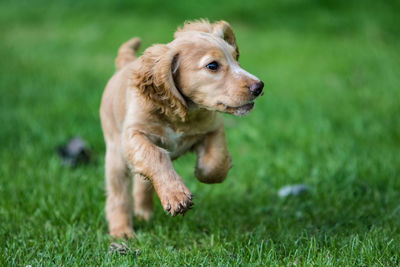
[105, 140, 134, 238]
[133, 173, 154, 221]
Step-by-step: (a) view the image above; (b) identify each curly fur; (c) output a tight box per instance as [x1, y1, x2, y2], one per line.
[130, 44, 187, 121]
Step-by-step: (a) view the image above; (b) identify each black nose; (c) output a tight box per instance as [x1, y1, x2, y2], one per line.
[249, 81, 264, 96]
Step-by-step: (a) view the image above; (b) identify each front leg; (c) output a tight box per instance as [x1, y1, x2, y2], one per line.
[104, 138, 134, 238]
[195, 126, 232, 184]
[123, 129, 193, 216]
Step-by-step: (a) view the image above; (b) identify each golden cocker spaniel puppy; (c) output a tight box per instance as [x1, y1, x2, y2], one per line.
[100, 20, 264, 238]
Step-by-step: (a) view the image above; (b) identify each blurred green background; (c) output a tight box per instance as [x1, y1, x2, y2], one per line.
[1, 0, 400, 265]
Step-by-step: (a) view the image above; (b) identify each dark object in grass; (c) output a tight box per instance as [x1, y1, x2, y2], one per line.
[109, 242, 141, 256]
[278, 184, 310, 198]
[57, 137, 91, 167]
[109, 242, 131, 255]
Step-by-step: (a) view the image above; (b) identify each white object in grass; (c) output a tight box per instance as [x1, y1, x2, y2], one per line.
[278, 184, 310, 198]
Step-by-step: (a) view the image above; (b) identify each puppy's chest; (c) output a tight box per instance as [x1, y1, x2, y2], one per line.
[159, 127, 203, 159]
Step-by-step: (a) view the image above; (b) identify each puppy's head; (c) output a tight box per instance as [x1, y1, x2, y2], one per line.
[172, 20, 264, 116]
[133, 20, 263, 121]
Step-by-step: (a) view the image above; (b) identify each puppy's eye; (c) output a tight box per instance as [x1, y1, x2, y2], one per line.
[206, 61, 219, 71]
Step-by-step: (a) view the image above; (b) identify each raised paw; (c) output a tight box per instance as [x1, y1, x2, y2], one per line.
[156, 179, 194, 216]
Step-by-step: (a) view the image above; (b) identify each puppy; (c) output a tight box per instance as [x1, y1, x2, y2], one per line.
[100, 20, 264, 238]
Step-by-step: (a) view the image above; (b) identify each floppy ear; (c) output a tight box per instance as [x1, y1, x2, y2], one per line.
[212, 20, 239, 58]
[132, 44, 187, 121]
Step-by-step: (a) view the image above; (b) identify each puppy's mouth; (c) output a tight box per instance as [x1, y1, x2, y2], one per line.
[221, 101, 255, 116]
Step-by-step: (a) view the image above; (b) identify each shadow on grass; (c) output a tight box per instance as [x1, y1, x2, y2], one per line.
[131, 181, 398, 246]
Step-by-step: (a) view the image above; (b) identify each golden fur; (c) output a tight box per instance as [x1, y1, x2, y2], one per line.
[100, 19, 263, 238]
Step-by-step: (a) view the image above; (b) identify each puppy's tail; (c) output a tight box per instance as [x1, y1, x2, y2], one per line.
[115, 37, 141, 70]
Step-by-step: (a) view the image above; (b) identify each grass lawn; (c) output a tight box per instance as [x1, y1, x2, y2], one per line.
[1, 0, 400, 265]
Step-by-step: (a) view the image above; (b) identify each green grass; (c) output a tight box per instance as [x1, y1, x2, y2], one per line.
[1, 0, 400, 265]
